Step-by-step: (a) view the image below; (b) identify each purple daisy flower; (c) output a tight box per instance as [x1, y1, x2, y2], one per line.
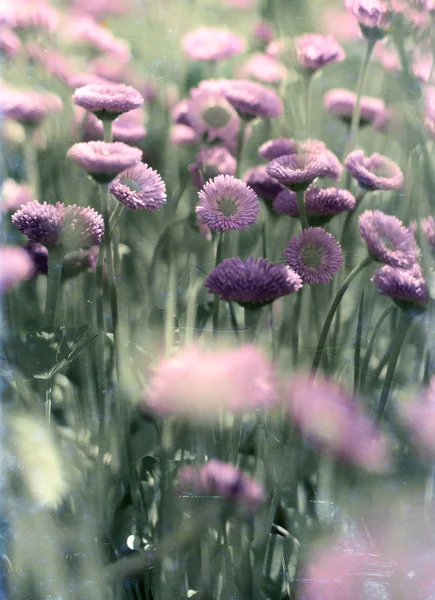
[358, 210, 418, 268]
[421, 216, 435, 249]
[324, 88, 385, 125]
[284, 227, 343, 284]
[259, 138, 327, 161]
[187, 86, 240, 145]
[205, 256, 303, 307]
[12, 201, 104, 249]
[224, 79, 283, 119]
[67, 141, 142, 183]
[345, 151, 404, 191]
[109, 162, 166, 211]
[274, 185, 356, 225]
[372, 264, 429, 309]
[72, 83, 144, 120]
[0, 88, 63, 125]
[266, 151, 342, 191]
[182, 27, 246, 62]
[0, 246, 34, 293]
[345, 0, 392, 39]
[295, 33, 345, 72]
[189, 146, 236, 189]
[242, 53, 287, 84]
[196, 174, 259, 232]
[243, 165, 286, 202]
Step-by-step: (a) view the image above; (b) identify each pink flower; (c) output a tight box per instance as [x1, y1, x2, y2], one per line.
[170, 124, 198, 145]
[253, 21, 273, 43]
[67, 141, 142, 183]
[65, 15, 130, 61]
[224, 79, 283, 119]
[182, 27, 245, 62]
[321, 6, 362, 40]
[241, 53, 287, 84]
[345, 0, 393, 36]
[0, 27, 21, 58]
[324, 88, 385, 125]
[189, 146, 236, 189]
[1, 179, 33, 212]
[73, 83, 144, 119]
[0, 247, 34, 293]
[295, 34, 345, 72]
[186, 86, 240, 145]
[399, 378, 435, 457]
[0, 88, 63, 125]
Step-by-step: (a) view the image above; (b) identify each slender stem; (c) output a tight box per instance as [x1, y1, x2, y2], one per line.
[165, 259, 177, 354]
[262, 216, 267, 258]
[102, 119, 113, 143]
[341, 189, 367, 247]
[109, 203, 125, 234]
[305, 73, 315, 137]
[360, 305, 394, 392]
[45, 376, 53, 424]
[296, 189, 309, 230]
[353, 291, 365, 396]
[228, 302, 240, 341]
[212, 232, 225, 336]
[375, 310, 412, 425]
[311, 256, 373, 375]
[244, 306, 261, 342]
[235, 120, 248, 179]
[44, 247, 64, 328]
[23, 125, 40, 196]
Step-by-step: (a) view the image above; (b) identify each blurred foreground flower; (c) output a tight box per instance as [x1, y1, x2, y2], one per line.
[182, 27, 245, 62]
[294, 33, 345, 73]
[67, 141, 142, 182]
[110, 162, 166, 210]
[324, 88, 385, 126]
[1, 179, 33, 212]
[345, 0, 392, 39]
[0, 88, 63, 126]
[0, 246, 33, 292]
[399, 377, 435, 457]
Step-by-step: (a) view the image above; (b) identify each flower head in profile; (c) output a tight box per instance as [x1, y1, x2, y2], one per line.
[284, 228, 343, 285]
[259, 138, 326, 161]
[182, 27, 245, 61]
[224, 79, 283, 119]
[66, 15, 130, 61]
[372, 263, 429, 310]
[294, 34, 345, 72]
[179, 460, 265, 513]
[196, 175, 259, 232]
[267, 151, 342, 191]
[189, 146, 236, 189]
[345, 150, 404, 191]
[0, 247, 33, 293]
[205, 256, 302, 308]
[399, 378, 435, 458]
[143, 344, 277, 418]
[0, 88, 63, 125]
[287, 373, 391, 471]
[274, 185, 356, 225]
[12, 201, 104, 250]
[73, 83, 143, 120]
[109, 162, 166, 211]
[242, 53, 287, 84]
[358, 210, 418, 268]
[67, 141, 142, 183]
[345, 0, 392, 39]
[244, 165, 285, 202]
[187, 86, 240, 145]
[324, 88, 385, 125]
[82, 108, 147, 145]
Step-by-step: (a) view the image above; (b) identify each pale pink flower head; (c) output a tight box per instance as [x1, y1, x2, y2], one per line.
[196, 174, 259, 232]
[6, 1, 59, 33]
[182, 27, 245, 62]
[0, 89, 63, 125]
[0, 28, 21, 57]
[287, 373, 391, 471]
[259, 137, 327, 161]
[244, 165, 286, 202]
[372, 263, 429, 310]
[284, 227, 343, 285]
[294, 34, 345, 72]
[324, 88, 385, 126]
[186, 87, 240, 145]
[0, 247, 34, 293]
[170, 124, 197, 145]
[189, 146, 236, 189]
[345, 0, 393, 39]
[1, 179, 33, 212]
[144, 344, 278, 419]
[224, 79, 283, 119]
[253, 21, 273, 43]
[267, 150, 342, 191]
[109, 162, 166, 211]
[321, 6, 362, 40]
[67, 141, 142, 183]
[222, 0, 254, 7]
[399, 378, 435, 457]
[68, 0, 132, 18]
[241, 53, 287, 84]
[178, 459, 265, 513]
[66, 15, 130, 61]
[345, 150, 404, 191]
[25, 43, 72, 82]
[73, 83, 143, 120]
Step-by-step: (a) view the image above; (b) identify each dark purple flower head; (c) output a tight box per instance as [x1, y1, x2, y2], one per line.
[324, 88, 385, 125]
[0, 246, 34, 293]
[189, 146, 236, 189]
[182, 27, 246, 61]
[274, 185, 356, 225]
[242, 53, 287, 84]
[109, 162, 166, 211]
[67, 141, 142, 183]
[284, 227, 343, 284]
[244, 165, 286, 202]
[12, 201, 104, 249]
[345, 150, 404, 191]
[345, 0, 392, 39]
[259, 138, 326, 161]
[372, 264, 429, 310]
[73, 83, 143, 120]
[266, 151, 342, 191]
[205, 256, 303, 308]
[421, 216, 435, 249]
[0, 88, 63, 125]
[179, 459, 265, 512]
[196, 174, 259, 232]
[358, 210, 419, 268]
[295, 33, 345, 72]
[224, 79, 283, 119]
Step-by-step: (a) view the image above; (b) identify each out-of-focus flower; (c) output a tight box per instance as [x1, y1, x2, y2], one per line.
[345, 0, 392, 39]
[284, 227, 343, 285]
[321, 6, 362, 40]
[62, 246, 99, 279]
[82, 108, 147, 145]
[324, 88, 385, 125]
[244, 165, 285, 202]
[421, 216, 435, 249]
[3, 0, 59, 32]
[372, 263, 429, 309]
[253, 21, 273, 43]
[65, 15, 130, 61]
[274, 185, 356, 225]
[25, 43, 72, 82]
[267, 150, 342, 191]
[0, 88, 63, 125]
[178, 459, 265, 513]
[224, 79, 283, 119]
[359, 210, 419, 268]
[222, 0, 255, 7]
[196, 174, 259, 232]
[189, 146, 236, 189]
[170, 124, 198, 145]
[67, 141, 142, 182]
[67, 72, 111, 89]
[144, 344, 277, 418]
[182, 27, 245, 61]
[1, 179, 33, 212]
[259, 138, 326, 161]
[399, 378, 435, 457]
[265, 38, 291, 60]
[205, 256, 303, 307]
[294, 34, 345, 72]
[345, 150, 404, 191]
[287, 373, 391, 471]
[241, 53, 287, 84]
[0, 27, 21, 57]
[0, 247, 34, 292]
[73, 83, 144, 120]
[109, 162, 166, 211]
[68, 0, 132, 18]
[12, 201, 104, 250]
[187, 86, 240, 145]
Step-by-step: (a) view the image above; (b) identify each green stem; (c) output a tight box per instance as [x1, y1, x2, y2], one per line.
[311, 256, 373, 375]
[109, 203, 125, 234]
[102, 119, 113, 143]
[353, 291, 365, 396]
[305, 73, 315, 137]
[44, 247, 65, 328]
[341, 189, 367, 247]
[23, 125, 40, 196]
[228, 302, 240, 341]
[212, 232, 225, 336]
[296, 189, 309, 230]
[359, 305, 394, 392]
[244, 306, 261, 342]
[375, 309, 412, 425]
[235, 120, 248, 179]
